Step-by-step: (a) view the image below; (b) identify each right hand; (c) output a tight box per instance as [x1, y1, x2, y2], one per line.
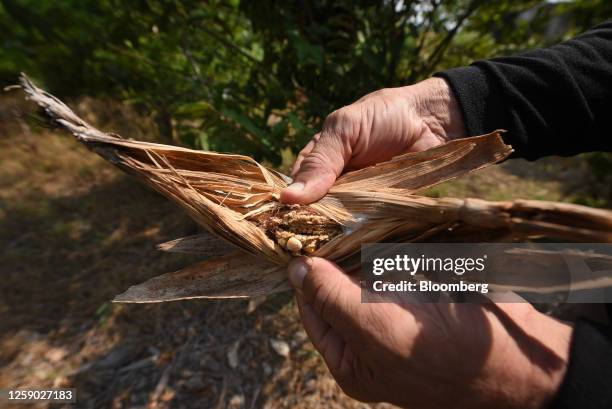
[280, 77, 467, 204]
[281, 80, 572, 408]
[286, 257, 571, 409]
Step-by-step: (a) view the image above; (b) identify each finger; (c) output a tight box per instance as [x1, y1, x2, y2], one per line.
[485, 291, 528, 303]
[280, 130, 349, 204]
[295, 292, 331, 345]
[291, 135, 318, 177]
[287, 257, 364, 344]
[295, 293, 347, 372]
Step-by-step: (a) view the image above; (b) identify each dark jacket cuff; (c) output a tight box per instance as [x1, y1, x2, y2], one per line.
[550, 319, 612, 408]
[433, 66, 527, 159]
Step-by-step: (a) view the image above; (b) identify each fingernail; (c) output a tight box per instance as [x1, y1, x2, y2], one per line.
[287, 258, 309, 289]
[285, 182, 304, 193]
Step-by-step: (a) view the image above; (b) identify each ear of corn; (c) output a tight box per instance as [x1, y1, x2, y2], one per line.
[15, 74, 612, 302]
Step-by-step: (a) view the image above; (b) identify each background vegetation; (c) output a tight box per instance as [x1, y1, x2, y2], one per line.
[1, 2, 611, 408]
[2, 0, 611, 163]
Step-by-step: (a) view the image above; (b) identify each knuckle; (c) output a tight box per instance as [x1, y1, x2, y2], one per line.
[323, 106, 358, 135]
[366, 87, 392, 99]
[298, 150, 334, 175]
[324, 108, 342, 123]
[378, 88, 394, 97]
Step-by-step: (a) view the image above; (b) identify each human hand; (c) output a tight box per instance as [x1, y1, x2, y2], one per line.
[282, 78, 571, 408]
[287, 257, 572, 408]
[280, 77, 466, 204]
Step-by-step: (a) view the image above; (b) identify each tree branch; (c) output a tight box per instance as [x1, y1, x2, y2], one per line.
[421, 0, 483, 75]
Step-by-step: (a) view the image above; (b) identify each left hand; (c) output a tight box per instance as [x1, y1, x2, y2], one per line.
[280, 78, 465, 204]
[287, 256, 572, 408]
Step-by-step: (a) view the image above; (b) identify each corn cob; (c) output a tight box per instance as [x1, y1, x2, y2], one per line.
[14, 74, 612, 303]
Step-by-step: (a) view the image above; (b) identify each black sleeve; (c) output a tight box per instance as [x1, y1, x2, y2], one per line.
[550, 319, 612, 409]
[436, 23, 612, 407]
[435, 21, 612, 160]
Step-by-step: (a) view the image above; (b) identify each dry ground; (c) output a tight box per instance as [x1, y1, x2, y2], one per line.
[0, 94, 605, 408]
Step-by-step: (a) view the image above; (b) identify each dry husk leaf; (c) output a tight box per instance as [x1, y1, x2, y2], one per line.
[15, 74, 612, 302]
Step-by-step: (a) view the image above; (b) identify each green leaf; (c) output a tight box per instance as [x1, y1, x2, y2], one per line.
[286, 112, 314, 134]
[174, 101, 216, 119]
[220, 108, 270, 146]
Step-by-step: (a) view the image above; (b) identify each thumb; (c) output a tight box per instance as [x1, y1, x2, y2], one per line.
[280, 133, 349, 204]
[287, 257, 365, 344]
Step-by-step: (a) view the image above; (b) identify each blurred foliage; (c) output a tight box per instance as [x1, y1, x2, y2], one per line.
[1, 0, 611, 166]
[576, 153, 612, 207]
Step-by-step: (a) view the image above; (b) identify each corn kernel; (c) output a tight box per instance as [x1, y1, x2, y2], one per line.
[286, 236, 303, 253]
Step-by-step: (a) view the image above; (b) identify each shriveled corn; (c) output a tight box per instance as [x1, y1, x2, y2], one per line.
[15, 74, 612, 303]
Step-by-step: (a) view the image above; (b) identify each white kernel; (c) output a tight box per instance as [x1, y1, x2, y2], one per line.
[286, 236, 303, 253]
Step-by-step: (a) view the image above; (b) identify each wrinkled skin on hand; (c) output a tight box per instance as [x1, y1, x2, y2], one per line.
[281, 77, 572, 408]
[280, 78, 466, 204]
[289, 257, 571, 409]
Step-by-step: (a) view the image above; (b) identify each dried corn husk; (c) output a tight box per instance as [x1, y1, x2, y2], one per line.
[14, 74, 612, 303]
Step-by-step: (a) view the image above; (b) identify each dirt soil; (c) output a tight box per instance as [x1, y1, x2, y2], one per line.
[0, 95, 602, 409]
